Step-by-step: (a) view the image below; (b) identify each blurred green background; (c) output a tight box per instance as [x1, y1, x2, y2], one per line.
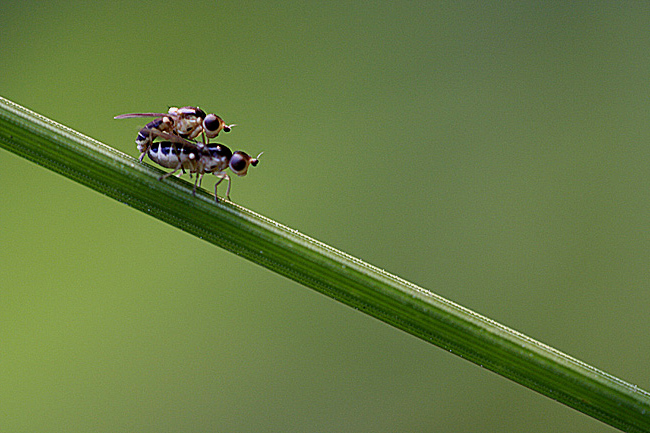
[1, 1, 649, 432]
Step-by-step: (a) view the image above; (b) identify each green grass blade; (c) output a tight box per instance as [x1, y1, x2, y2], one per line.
[0, 95, 648, 432]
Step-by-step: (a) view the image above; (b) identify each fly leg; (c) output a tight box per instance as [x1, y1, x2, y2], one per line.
[159, 163, 183, 181]
[213, 173, 232, 202]
[139, 128, 155, 162]
[193, 173, 205, 196]
[159, 168, 180, 181]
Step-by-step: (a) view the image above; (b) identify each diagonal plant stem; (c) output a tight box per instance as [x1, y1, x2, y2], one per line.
[0, 95, 648, 432]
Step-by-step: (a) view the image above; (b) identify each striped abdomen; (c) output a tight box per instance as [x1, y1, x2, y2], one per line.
[147, 141, 199, 171]
[136, 117, 173, 153]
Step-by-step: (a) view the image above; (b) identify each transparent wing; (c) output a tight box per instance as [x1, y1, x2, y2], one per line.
[114, 112, 169, 120]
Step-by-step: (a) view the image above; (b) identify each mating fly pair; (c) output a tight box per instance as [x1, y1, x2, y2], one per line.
[114, 106, 260, 201]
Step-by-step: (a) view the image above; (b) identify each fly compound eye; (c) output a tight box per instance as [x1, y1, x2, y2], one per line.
[230, 152, 250, 176]
[203, 114, 224, 137]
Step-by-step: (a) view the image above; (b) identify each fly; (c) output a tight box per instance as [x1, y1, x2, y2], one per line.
[146, 134, 260, 202]
[114, 106, 235, 161]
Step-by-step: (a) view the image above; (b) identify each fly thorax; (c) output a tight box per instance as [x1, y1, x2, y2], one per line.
[203, 144, 233, 173]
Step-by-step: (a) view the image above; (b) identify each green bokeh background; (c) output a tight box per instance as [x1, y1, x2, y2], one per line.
[1, 2, 649, 432]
